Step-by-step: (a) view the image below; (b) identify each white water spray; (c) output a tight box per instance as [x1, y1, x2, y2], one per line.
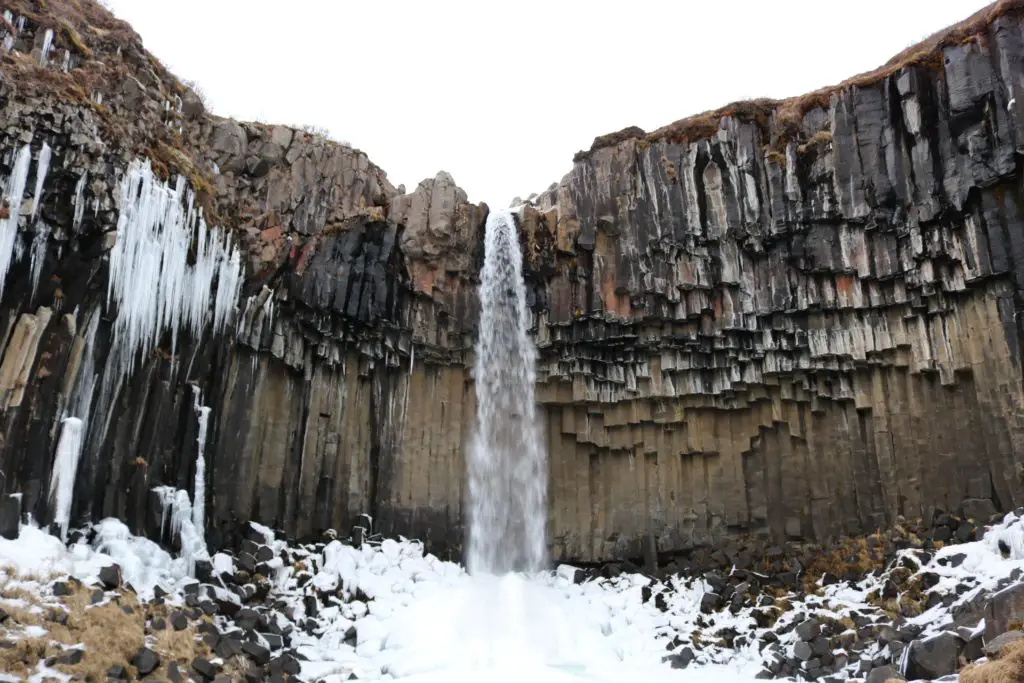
[467, 210, 547, 576]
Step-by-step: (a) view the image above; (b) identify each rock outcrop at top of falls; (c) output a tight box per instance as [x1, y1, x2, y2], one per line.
[1, 0, 1024, 564]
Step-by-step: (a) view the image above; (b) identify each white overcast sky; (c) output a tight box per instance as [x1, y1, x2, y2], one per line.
[102, 0, 990, 206]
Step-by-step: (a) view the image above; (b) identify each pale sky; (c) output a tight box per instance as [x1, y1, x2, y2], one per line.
[103, 0, 991, 206]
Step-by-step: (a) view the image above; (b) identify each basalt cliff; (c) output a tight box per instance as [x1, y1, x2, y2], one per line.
[0, 0, 1023, 565]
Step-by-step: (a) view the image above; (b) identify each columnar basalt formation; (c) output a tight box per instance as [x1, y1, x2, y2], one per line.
[0, 0, 1022, 563]
[528, 3, 1024, 560]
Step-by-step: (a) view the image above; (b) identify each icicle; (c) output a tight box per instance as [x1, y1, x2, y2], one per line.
[0, 145, 32, 301]
[49, 417, 84, 541]
[31, 141, 50, 222]
[106, 159, 243, 385]
[72, 171, 87, 231]
[409, 345, 414, 375]
[38, 28, 53, 66]
[29, 222, 49, 303]
[2, 12, 14, 53]
[61, 49, 70, 72]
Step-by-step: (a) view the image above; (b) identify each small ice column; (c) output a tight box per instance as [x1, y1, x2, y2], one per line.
[49, 417, 83, 541]
[29, 222, 50, 303]
[38, 28, 53, 66]
[154, 485, 209, 576]
[0, 145, 33, 301]
[31, 142, 50, 222]
[46, 311, 100, 541]
[72, 171, 87, 231]
[2, 11, 13, 53]
[190, 385, 210, 540]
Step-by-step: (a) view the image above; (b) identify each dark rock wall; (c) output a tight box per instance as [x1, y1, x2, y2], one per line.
[1, 0, 1024, 563]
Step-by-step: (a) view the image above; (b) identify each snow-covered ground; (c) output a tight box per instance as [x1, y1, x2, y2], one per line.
[3, 511, 1024, 681]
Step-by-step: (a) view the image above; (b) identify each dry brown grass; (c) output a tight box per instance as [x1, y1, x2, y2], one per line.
[960, 639, 1024, 683]
[576, 0, 1024, 160]
[1, 0, 226, 221]
[801, 534, 886, 593]
[835, 615, 857, 632]
[2, 0, 140, 61]
[797, 130, 834, 157]
[223, 653, 259, 679]
[0, 576, 208, 680]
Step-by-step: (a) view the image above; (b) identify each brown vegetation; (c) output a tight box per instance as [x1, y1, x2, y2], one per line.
[0, 576, 208, 680]
[0, 0, 224, 220]
[576, 0, 1024, 161]
[960, 639, 1024, 683]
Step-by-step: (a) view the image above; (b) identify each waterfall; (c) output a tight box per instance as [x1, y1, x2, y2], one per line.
[467, 210, 547, 576]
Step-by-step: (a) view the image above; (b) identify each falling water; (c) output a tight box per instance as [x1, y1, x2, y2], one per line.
[467, 209, 547, 576]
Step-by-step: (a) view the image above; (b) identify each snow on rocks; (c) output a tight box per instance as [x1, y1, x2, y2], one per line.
[1, 510, 1024, 681]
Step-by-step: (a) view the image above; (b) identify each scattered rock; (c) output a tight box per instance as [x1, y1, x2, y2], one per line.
[663, 646, 695, 669]
[242, 640, 271, 666]
[171, 610, 190, 631]
[905, 632, 963, 680]
[168, 661, 186, 683]
[985, 582, 1024, 641]
[99, 564, 122, 589]
[0, 494, 20, 540]
[192, 656, 221, 680]
[866, 665, 903, 683]
[699, 592, 721, 614]
[984, 629, 1024, 658]
[132, 647, 161, 676]
[795, 618, 821, 641]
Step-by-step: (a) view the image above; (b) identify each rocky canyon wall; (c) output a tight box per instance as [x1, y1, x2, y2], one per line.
[0, 0, 1023, 564]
